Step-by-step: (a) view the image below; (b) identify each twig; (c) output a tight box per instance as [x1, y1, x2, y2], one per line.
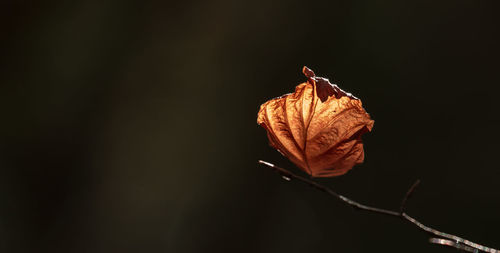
[258, 160, 400, 217]
[400, 179, 420, 213]
[258, 160, 499, 253]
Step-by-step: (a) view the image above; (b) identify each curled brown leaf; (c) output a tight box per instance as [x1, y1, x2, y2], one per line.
[257, 66, 374, 177]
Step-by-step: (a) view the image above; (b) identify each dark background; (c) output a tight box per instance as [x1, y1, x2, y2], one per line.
[1, 0, 499, 252]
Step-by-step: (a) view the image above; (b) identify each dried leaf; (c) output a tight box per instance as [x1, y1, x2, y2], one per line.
[257, 66, 374, 177]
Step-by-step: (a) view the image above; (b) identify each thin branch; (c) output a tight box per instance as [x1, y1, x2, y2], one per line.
[258, 160, 400, 217]
[400, 179, 420, 213]
[258, 160, 499, 253]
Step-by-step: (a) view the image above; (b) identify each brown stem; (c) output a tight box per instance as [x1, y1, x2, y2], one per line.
[400, 179, 420, 213]
[258, 160, 499, 253]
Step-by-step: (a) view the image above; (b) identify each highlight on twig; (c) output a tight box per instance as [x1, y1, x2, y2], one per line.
[430, 238, 479, 252]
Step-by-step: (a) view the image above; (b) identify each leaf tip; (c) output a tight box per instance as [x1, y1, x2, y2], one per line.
[302, 66, 315, 78]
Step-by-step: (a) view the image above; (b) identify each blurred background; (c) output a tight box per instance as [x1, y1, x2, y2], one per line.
[1, 0, 500, 252]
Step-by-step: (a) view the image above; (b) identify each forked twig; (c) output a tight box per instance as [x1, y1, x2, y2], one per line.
[258, 160, 499, 253]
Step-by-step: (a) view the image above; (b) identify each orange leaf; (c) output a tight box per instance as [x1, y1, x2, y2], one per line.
[257, 66, 374, 177]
